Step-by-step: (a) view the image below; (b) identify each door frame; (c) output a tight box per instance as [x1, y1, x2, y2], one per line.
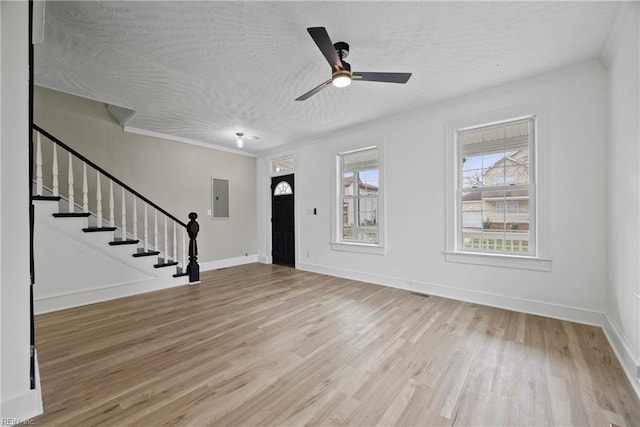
[271, 174, 295, 267]
[263, 153, 298, 267]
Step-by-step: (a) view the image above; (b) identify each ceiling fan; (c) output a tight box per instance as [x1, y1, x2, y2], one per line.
[295, 27, 412, 101]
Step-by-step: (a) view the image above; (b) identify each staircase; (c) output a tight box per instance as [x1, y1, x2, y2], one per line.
[31, 125, 200, 313]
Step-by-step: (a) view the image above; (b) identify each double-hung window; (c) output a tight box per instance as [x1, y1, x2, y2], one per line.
[458, 117, 535, 255]
[332, 146, 384, 253]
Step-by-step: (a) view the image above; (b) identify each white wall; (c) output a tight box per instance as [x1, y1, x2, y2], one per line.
[32, 200, 190, 314]
[1, 0, 43, 420]
[258, 60, 609, 325]
[34, 86, 257, 264]
[604, 2, 640, 395]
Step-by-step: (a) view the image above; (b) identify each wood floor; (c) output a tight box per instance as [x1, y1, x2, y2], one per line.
[34, 263, 639, 426]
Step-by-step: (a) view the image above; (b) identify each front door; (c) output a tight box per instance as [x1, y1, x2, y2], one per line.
[271, 174, 295, 267]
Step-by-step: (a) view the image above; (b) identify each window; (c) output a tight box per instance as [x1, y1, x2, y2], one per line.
[333, 145, 384, 253]
[271, 157, 294, 175]
[445, 106, 550, 271]
[459, 117, 534, 255]
[273, 181, 293, 196]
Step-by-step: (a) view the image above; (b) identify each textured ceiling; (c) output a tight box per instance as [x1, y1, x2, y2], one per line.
[35, 1, 619, 153]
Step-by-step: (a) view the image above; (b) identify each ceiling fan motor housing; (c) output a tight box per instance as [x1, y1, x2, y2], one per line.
[334, 41, 350, 59]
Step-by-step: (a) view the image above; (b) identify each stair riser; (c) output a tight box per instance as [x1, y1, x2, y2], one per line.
[32, 200, 61, 218]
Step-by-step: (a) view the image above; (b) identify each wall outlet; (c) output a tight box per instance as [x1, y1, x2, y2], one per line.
[207, 209, 212, 216]
[306, 251, 311, 258]
[637, 365, 640, 379]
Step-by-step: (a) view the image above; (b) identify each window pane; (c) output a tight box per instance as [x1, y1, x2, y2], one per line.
[342, 197, 354, 240]
[359, 168, 379, 195]
[272, 157, 294, 174]
[504, 164, 528, 185]
[462, 168, 484, 188]
[274, 181, 292, 196]
[343, 171, 354, 196]
[357, 196, 378, 226]
[342, 147, 378, 171]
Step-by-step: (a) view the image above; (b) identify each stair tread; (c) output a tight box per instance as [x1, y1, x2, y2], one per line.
[132, 250, 161, 258]
[53, 212, 91, 218]
[154, 261, 179, 268]
[83, 227, 117, 232]
[32, 195, 62, 201]
[109, 239, 140, 246]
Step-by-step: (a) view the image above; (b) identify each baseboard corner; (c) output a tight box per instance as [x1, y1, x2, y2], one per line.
[1, 352, 43, 424]
[602, 313, 640, 399]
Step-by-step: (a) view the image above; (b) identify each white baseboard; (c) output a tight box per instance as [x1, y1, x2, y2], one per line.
[34, 255, 258, 314]
[297, 261, 604, 326]
[603, 313, 640, 399]
[1, 351, 43, 424]
[200, 254, 259, 271]
[34, 275, 189, 314]
[409, 279, 604, 326]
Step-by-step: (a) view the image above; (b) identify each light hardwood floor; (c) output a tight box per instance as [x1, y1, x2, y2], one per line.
[34, 263, 639, 426]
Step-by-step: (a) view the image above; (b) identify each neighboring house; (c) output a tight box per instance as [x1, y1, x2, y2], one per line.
[462, 149, 530, 231]
[343, 176, 378, 239]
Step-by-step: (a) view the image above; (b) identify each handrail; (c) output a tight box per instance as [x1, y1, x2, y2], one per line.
[33, 124, 187, 228]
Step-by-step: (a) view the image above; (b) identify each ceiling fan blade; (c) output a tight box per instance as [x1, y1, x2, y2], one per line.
[295, 79, 332, 101]
[352, 72, 412, 84]
[307, 27, 341, 70]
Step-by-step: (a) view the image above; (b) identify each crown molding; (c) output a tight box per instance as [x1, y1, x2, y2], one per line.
[123, 126, 256, 158]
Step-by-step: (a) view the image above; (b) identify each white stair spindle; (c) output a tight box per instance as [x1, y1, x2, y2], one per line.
[143, 203, 149, 252]
[52, 144, 59, 196]
[132, 198, 138, 241]
[35, 132, 43, 195]
[109, 180, 115, 227]
[164, 216, 168, 260]
[121, 188, 127, 239]
[154, 210, 159, 252]
[182, 227, 187, 270]
[96, 172, 102, 226]
[82, 163, 88, 213]
[67, 153, 74, 212]
[173, 220, 177, 262]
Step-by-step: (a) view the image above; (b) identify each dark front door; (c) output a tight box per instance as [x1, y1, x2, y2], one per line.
[271, 174, 295, 267]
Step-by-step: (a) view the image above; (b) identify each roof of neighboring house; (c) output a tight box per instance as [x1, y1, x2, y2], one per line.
[482, 150, 529, 175]
[462, 188, 529, 201]
[462, 192, 482, 201]
[344, 177, 378, 191]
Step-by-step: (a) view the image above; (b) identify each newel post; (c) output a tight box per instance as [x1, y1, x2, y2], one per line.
[186, 212, 200, 283]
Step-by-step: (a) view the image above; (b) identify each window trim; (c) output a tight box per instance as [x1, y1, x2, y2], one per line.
[331, 142, 386, 255]
[444, 103, 551, 271]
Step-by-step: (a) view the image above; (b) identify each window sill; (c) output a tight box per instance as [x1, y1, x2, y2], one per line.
[331, 242, 386, 255]
[443, 251, 551, 271]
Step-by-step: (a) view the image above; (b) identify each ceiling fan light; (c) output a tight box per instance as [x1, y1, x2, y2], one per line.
[332, 70, 352, 88]
[235, 132, 244, 148]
